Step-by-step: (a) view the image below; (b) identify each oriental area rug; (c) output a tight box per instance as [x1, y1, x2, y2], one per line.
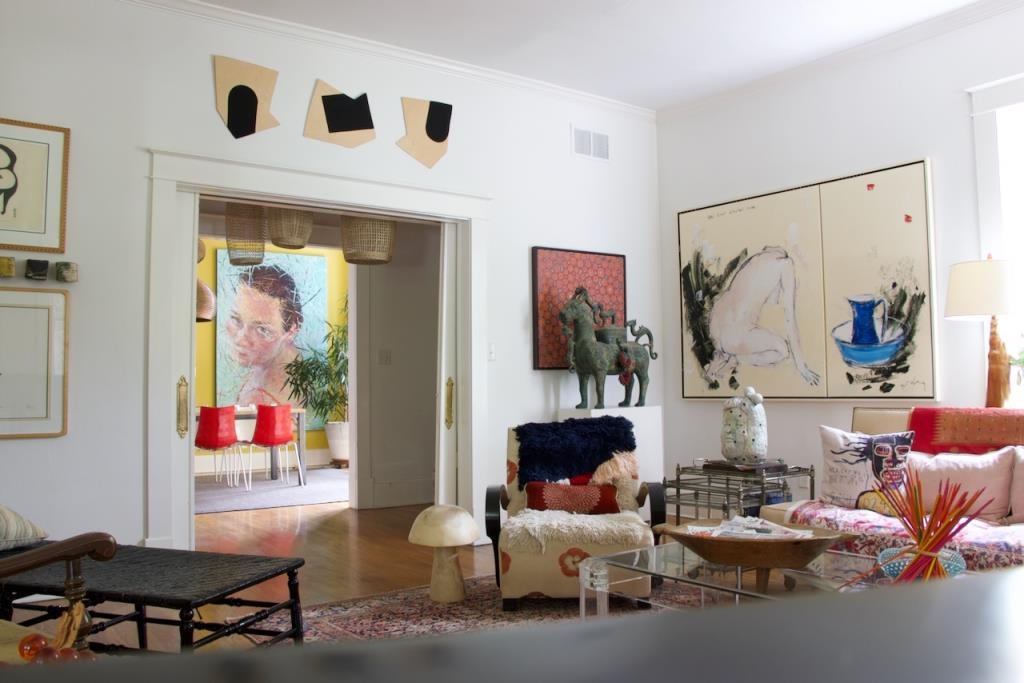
[266, 575, 712, 643]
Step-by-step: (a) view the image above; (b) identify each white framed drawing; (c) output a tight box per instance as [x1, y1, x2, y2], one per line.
[0, 287, 69, 438]
[0, 117, 70, 253]
[678, 161, 935, 399]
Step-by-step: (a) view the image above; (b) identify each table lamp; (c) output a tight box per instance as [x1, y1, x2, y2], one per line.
[945, 256, 1016, 407]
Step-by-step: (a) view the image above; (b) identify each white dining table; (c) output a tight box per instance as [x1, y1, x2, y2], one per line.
[198, 406, 307, 485]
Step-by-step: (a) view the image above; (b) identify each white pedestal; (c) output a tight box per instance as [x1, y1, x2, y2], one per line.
[556, 406, 664, 485]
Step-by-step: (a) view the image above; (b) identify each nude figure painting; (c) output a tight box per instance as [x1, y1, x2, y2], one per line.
[683, 245, 823, 395]
[678, 160, 935, 399]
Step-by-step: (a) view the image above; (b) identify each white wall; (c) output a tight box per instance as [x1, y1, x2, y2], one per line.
[656, 8, 1024, 493]
[0, 0, 660, 543]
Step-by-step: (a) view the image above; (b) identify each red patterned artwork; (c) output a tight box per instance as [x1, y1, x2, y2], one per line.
[532, 247, 626, 369]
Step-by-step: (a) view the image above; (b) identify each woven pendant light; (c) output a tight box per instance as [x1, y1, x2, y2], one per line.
[225, 203, 267, 265]
[267, 207, 314, 249]
[340, 215, 395, 265]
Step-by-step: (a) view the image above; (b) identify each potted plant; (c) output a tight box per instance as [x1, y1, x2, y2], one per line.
[284, 318, 350, 467]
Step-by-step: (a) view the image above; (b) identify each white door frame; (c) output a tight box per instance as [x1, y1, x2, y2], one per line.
[146, 149, 489, 549]
[436, 221, 458, 504]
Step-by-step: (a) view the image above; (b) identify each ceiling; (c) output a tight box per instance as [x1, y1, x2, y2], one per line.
[198, 0, 1006, 110]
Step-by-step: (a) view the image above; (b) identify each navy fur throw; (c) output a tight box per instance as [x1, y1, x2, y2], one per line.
[514, 416, 636, 489]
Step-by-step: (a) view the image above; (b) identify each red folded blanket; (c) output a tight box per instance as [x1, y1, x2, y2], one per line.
[908, 406, 1024, 454]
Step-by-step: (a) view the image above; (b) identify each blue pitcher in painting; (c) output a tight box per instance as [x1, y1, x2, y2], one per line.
[848, 294, 887, 345]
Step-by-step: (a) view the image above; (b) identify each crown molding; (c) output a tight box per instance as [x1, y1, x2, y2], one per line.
[659, 0, 1024, 119]
[122, 0, 656, 120]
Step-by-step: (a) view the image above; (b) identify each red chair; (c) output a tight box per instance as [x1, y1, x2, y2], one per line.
[195, 406, 243, 488]
[252, 404, 304, 485]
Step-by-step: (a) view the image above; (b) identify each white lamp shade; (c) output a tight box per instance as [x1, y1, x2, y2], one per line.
[945, 259, 1017, 320]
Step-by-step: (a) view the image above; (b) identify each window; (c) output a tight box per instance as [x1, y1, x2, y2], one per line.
[971, 78, 1024, 403]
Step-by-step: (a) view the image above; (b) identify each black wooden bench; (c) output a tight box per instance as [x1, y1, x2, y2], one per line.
[0, 543, 304, 652]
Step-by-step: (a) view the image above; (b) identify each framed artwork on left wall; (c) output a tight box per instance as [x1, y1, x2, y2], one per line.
[0, 117, 70, 253]
[0, 287, 68, 438]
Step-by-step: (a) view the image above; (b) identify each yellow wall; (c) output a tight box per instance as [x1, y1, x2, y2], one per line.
[194, 238, 348, 451]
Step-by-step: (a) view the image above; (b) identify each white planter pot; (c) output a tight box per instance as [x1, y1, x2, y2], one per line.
[325, 421, 350, 467]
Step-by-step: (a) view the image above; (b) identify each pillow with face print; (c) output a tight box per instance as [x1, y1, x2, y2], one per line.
[819, 425, 914, 508]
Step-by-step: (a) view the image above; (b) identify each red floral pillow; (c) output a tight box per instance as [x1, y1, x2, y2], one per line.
[524, 482, 620, 514]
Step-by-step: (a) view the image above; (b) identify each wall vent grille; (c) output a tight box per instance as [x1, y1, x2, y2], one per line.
[571, 126, 609, 160]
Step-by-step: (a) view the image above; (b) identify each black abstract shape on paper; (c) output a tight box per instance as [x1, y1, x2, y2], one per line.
[425, 101, 452, 142]
[227, 85, 258, 138]
[0, 143, 17, 215]
[322, 93, 375, 133]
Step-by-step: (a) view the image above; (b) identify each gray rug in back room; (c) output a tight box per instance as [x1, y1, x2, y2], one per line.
[195, 467, 349, 514]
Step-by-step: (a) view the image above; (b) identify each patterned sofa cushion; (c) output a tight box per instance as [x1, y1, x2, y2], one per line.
[786, 499, 1024, 571]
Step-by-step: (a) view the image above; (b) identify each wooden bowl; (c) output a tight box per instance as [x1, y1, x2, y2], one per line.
[660, 521, 851, 569]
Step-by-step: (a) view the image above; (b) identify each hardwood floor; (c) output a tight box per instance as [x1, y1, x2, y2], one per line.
[194, 501, 495, 606]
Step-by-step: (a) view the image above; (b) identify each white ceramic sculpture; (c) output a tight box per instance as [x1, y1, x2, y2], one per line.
[721, 386, 768, 465]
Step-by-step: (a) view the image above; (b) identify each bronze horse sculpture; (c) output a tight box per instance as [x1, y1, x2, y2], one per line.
[558, 287, 657, 409]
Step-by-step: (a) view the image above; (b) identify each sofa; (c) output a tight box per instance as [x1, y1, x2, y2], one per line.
[761, 406, 1024, 571]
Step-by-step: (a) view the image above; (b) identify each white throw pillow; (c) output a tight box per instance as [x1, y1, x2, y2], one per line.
[819, 425, 914, 509]
[0, 505, 48, 550]
[906, 446, 1015, 522]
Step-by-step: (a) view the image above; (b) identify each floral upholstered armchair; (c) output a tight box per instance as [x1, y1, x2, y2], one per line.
[485, 416, 665, 611]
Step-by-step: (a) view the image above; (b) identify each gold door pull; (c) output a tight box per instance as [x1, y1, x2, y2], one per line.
[176, 376, 189, 438]
[444, 377, 454, 430]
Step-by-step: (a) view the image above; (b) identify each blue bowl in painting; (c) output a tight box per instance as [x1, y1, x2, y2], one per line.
[832, 319, 906, 367]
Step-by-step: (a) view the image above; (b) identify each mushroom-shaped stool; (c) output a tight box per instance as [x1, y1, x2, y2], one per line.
[408, 504, 480, 603]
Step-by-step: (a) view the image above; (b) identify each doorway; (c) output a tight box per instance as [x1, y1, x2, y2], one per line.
[193, 198, 441, 515]
[145, 150, 486, 550]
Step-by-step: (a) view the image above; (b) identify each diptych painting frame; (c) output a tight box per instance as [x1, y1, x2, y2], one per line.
[678, 160, 935, 399]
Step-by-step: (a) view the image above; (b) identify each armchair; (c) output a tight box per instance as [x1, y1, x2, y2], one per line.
[485, 416, 665, 611]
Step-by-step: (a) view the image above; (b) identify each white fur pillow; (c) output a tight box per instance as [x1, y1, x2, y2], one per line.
[590, 451, 640, 512]
[907, 446, 1016, 522]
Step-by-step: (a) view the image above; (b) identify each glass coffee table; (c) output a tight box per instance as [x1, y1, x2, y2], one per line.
[781, 549, 903, 591]
[579, 541, 775, 619]
[580, 543, 894, 619]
